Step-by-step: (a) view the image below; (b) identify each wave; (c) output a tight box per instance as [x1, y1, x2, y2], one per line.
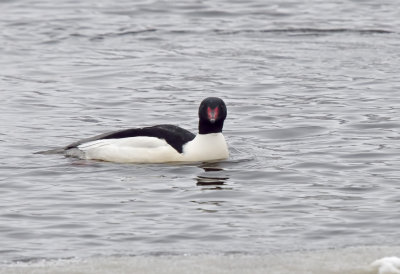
[89, 27, 394, 39]
[83, 27, 396, 42]
[213, 27, 394, 35]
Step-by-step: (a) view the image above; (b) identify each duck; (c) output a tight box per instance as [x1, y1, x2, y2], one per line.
[64, 97, 229, 163]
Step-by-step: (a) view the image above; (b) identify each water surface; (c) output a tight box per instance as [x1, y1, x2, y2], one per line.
[1, 0, 400, 272]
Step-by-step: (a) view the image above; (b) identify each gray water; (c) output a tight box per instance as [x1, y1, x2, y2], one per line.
[1, 0, 400, 271]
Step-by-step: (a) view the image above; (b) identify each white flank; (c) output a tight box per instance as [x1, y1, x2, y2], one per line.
[77, 137, 181, 163]
[73, 133, 229, 163]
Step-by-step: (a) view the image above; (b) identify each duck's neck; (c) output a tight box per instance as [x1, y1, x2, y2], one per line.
[198, 119, 224, 134]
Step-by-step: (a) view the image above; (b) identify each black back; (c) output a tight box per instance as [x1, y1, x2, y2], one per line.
[65, 124, 195, 154]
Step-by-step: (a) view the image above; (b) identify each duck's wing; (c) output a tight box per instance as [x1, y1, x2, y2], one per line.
[65, 124, 195, 153]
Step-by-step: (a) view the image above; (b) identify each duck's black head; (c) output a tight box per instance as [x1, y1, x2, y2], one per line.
[198, 97, 227, 134]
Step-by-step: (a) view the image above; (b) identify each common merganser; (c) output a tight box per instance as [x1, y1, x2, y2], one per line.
[64, 97, 229, 163]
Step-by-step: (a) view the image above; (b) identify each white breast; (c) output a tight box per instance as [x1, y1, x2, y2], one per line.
[181, 133, 229, 162]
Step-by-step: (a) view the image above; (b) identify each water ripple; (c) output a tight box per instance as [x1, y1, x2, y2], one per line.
[1, 0, 400, 265]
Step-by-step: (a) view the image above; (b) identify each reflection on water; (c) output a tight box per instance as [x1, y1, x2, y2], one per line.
[199, 162, 224, 172]
[196, 176, 226, 186]
[197, 162, 229, 186]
